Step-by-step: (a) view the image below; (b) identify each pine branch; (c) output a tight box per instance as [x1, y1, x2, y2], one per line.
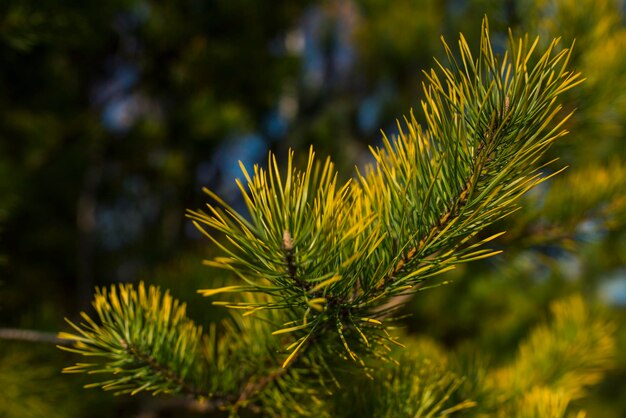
[58, 283, 309, 413]
[191, 18, 583, 368]
[60, 19, 593, 415]
[358, 30, 579, 299]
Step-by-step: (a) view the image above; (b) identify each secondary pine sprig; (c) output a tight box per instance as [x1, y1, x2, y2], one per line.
[59, 282, 209, 397]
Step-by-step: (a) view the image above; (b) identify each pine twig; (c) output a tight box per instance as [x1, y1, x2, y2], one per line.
[0, 327, 73, 346]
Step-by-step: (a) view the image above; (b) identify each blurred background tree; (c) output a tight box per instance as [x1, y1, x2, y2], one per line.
[1, 0, 625, 416]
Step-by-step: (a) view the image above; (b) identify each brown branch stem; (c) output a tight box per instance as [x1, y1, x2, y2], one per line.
[235, 367, 289, 408]
[375, 127, 497, 292]
[375, 176, 475, 291]
[125, 340, 292, 414]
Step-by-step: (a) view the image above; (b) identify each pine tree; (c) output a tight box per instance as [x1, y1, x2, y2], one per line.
[58, 19, 617, 417]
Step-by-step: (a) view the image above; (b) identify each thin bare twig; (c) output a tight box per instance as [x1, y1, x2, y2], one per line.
[0, 328, 73, 346]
